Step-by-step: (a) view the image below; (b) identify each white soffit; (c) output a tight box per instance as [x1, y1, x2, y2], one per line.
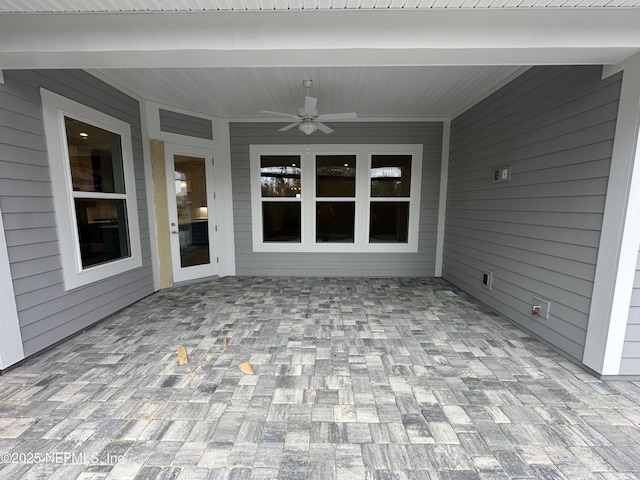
[92, 65, 526, 119]
[1, 0, 639, 12]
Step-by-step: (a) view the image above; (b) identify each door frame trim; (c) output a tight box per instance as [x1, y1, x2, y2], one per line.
[145, 101, 236, 282]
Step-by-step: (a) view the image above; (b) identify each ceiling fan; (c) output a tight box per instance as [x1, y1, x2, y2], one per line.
[260, 79, 357, 135]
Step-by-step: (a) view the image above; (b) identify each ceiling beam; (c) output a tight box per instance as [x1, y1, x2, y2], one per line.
[1, 9, 640, 68]
[3, 48, 638, 69]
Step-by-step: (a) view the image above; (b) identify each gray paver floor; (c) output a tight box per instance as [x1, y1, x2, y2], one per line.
[1, 276, 640, 479]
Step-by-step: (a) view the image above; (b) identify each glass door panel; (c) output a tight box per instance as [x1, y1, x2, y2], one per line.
[173, 155, 210, 268]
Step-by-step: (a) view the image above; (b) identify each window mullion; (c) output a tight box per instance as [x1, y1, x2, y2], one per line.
[360, 152, 372, 247]
[260, 197, 301, 203]
[72, 191, 128, 200]
[302, 150, 313, 247]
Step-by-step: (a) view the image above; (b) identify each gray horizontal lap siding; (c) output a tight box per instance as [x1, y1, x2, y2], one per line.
[159, 109, 213, 140]
[0, 69, 154, 357]
[622, 251, 640, 375]
[230, 122, 442, 276]
[443, 66, 622, 363]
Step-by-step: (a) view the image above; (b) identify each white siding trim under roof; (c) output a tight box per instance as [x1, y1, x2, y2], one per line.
[1, 0, 639, 12]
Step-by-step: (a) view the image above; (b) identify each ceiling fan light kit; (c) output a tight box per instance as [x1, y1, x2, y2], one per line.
[299, 120, 318, 135]
[259, 79, 357, 136]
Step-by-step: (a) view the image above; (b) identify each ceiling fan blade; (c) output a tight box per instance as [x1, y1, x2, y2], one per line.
[316, 122, 334, 134]
[278, 121, 302, 132]
[260, 109, 301, 120]
[316, 112, 357, 121]
[304, 96, 318, 116]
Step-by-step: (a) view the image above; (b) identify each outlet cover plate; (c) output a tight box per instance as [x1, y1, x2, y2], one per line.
[533, 295, 550, 319]
[482, 270, 493, 290]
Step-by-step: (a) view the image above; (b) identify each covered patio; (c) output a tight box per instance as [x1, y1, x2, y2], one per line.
[1, 277, 639, 479]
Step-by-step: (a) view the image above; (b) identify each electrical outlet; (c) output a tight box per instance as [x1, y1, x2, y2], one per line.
[492, 165, 511, 183]
[481, 270, 493, 290]
[532, 296, 550, 319]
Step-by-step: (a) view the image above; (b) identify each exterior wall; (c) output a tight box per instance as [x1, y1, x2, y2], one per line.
[0, 70, 154, 357]
[159, 108, 213, 140]
[230, 122, 443, 276]
[622, 249, 640, 374]
[443, 65, 622, 363]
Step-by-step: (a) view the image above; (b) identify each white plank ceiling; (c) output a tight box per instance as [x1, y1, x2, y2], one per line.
[1, 0, 639, 11]
[92, 65, 526, 119]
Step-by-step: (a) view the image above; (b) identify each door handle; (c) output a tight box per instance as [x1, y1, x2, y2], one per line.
[171, 231, 178, 234]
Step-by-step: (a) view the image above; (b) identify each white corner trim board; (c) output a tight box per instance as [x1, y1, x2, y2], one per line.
[435, 120, 450, 278]
[584, 56, 640, 375]
[0, 206, 25, 370]
[211, 118, 236, 277]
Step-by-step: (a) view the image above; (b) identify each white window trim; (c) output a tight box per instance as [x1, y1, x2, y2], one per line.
[250, 144, 423, 253]
[41, 89, 142, 290]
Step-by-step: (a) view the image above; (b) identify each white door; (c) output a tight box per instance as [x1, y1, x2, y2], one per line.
[165, 144, 217, 283]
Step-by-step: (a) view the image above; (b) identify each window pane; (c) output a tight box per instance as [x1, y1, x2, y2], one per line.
[371, 155, 412, 197]
[261, 155, 301, 197]
[316, 155, 356, 197]
[174, 155, 210, 269]
[262, 202, 301, 242]
[316, 202, 355, 243]
[75, 198, 131, 267]
[65, 117, 125, 193]
[369, 202, 409, 243]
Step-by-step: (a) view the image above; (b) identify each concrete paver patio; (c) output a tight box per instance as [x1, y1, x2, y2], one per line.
[1, 276, 639, 479]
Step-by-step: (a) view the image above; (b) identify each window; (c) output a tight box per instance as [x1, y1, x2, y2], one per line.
[250, 144, 422, 253]
[260, 155, 302, 242]
[41, 89, 142, 290]
[370, 155, 412, 243]
[316, 155, 356, 243]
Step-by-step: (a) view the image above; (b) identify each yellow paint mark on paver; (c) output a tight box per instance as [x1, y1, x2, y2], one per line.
[238, 362, 254, 374]
[177, 346, 189, 366]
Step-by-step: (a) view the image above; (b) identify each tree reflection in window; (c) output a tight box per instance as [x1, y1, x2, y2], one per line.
[371, 155, 412, 197]
[260, 155, 301, 197]
[316, 155, 356, 197]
